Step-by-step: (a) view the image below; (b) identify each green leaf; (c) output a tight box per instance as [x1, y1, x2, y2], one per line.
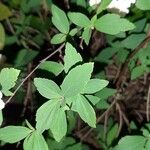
[136, 0, 150, 10]
[23, 131, 49, 150]
[36, 99, 67, 141]
[36, 99, 60, 133]
[68, 12, 90, 27]
[85, 95, 100, 105]
[34, 78, 62, 99]
[51, 33, 66, 44]
[52, 5, 70, 34]
[0, 3, 12, 21]
[0, 110, 3, 126]
[64, 43, 82, 73]
[61, 63, 94, 98]
[121, 34, 146, 49]
[82, 27, 92, 45]
[15, 49, 38, 67]
[47, 137, 75, 150]
[0, 126, 32, 143]
[50, 108, 67, 142]
[96, 88, 117, 100]
[0, 23, 5, 50]
[95, 14, 135, 35]
[115, 136, 146, 150]
[0, 68, 20, 96]
[131, 66, 145, 80]
[145, 139, 150, 150]
[69, 28, 78, 36]
[94, 47, 119, 63]
[82, 79, 109, 94]
[72, 95, 96, 128]
[39, 61, 64, 76]
[107, 123, 118, 146]
[97, 0, 112, 14]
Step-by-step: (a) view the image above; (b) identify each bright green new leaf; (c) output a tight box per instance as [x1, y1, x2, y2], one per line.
[0, 110, 3, 126]
[82, 27, 92, 45]
[97, 0, 112, 14]
[23, 131, 49, 150]
[0, 23, 5, 50]
[85, 95, 100, 105]
[61, 63, 94, 98]
[0, 68, 20, 96]
[36, 99, 67, 141]
[0, 126, 32, 143]
[51, 33, 66, 44]
[34, 78, 62, 99]
[136, 0, 150, 10]
[115, 136, 146, 150]
[39, 61, 64, 76]
[82, 79, 109, 94]
[69, 28, 78, 36]
[52, 5, 70, 34]
[0, 3, 12, 21]
[36, 99, 60, 133]
[64, 43, 82, 73]
[95, 14, 135, 35]
[50, 108, 67, 142]
[72, 95, 96, 128]
[68, 12, 90, 28]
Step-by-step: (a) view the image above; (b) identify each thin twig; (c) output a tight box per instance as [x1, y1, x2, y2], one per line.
[116, 103, 123, 137]
[146, 85, 150, 121]
[6, 43, 65, 104]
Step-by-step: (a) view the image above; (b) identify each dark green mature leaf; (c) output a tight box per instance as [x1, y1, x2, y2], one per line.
[47, 137, 75, 150]
[0, 3, 12, 20]
[51, 33, 66, 44]
[94, 47, 119, 63]
[114, 136, 146, 150]
[82, 79, 109, 94]
[23, 131, 49, 150]
[85, 95, 100, 105]
[121, 34, 146, 49]
[131, 66, 145, 80]
[136, 0, 150, 10]
[15, 49, 38, 67]
[0, 23, 5, 50]
[95, 14, 135, 35]
[61, 63, 94, 98]
[39, 61, 64, 76]
[0, 68, 20, 96]
[107, 123, 118, 146]
[34, 78, 62, 99]
[68, 12, 90, 27]
[0, 126, 32, 143]
[36, 99, 60, 133]
[64, 43, 82, 73]
[52, 5, 70, 34]
[72, 95, 96, 127]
